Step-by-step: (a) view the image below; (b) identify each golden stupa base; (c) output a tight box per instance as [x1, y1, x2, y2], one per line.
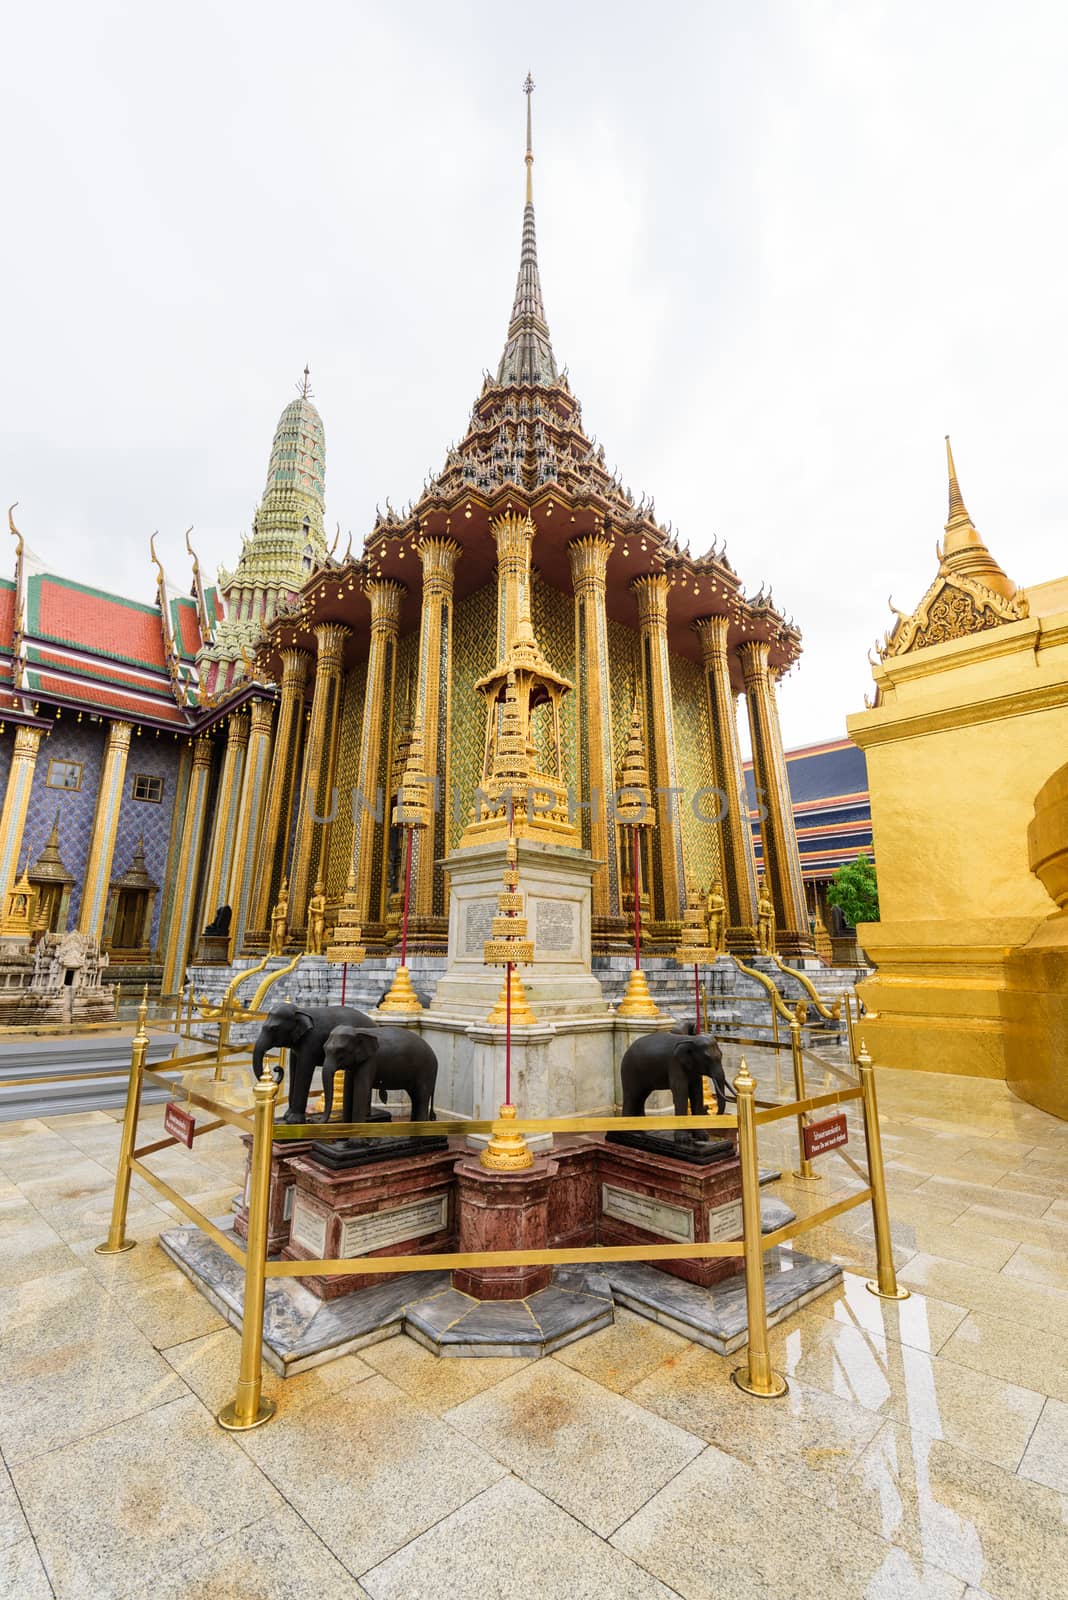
[616, 967, 662, 1019]
[479, 1103, 534, 1170]
[377, 964, 423, 1014]
[486, 969, 537, 1025]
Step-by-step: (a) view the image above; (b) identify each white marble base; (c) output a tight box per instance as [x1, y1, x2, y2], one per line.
[431, 838, 609, 1019]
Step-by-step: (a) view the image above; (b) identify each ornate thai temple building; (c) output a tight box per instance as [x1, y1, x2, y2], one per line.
[0, 89, 812, 998]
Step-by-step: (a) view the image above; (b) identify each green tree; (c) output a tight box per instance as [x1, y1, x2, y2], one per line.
[827, 854, 879, 926]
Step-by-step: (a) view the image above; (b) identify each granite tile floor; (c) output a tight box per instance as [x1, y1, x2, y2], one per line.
[0, 1050, 1066, 1599]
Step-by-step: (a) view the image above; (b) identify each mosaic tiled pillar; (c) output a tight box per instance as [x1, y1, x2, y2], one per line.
[78, 721, 133, 942]
[693, 614, 758, 944]
[353, 579, 404, 923]
[411, 537, 459, 922]
[569, 533, 619, 920]
[198, 709, 249, 932]
[226, 699, 274, 957]
[632, 574, 684, 926]
[290, 624, 351, 930]
[492, 511, 533, 654]
[0, 725, 43, 915]
[160, 735, 214, 994]
[741, 640, 811, 957]
[248, 648, 309, 939]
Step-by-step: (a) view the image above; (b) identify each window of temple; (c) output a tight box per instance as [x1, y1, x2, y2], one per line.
[46, 760, 83, 791]
[131, 774, 163, 803]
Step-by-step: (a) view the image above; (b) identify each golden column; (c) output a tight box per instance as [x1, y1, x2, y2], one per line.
[198, 710, 250, 929]
[248, 647, 309, 939]
[632, 573, 684, 926]
[160, 735, 214, 994]
[289, 623, 351, 929]
[492, 511, 533, 654]
[353, 579, 405, 923]
[740, 639, 811, 957]
[79, 721, 133, 941]
[569, 532, 619, 920]
[410, 536, 460, 922]
[0, 725, 43, 919]
[693, 614, 758, 944]
[226, 699, 274, 957]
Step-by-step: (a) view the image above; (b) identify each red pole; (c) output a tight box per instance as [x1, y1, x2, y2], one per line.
[632, 827, 641, 969]
[694, 964, 701, 1032]
[340, 961, 348, 1006]
[399, 827, 414, 966]
[505, 959, 512, 1105]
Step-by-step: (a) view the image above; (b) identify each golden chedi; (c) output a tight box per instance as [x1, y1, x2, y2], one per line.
[849, 437, 1068, 1098]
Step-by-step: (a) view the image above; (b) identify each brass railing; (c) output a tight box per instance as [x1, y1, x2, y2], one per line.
[96, 995, 906, 1431]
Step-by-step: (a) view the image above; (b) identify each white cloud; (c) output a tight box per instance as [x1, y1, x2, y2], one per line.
[1, 0, 1064, 746]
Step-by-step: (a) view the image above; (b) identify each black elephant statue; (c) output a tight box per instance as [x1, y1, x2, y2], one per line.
[321, 1024, 437, 1124]
[619, 1029, 733, 1126]
[251, 1002, 377, 1123]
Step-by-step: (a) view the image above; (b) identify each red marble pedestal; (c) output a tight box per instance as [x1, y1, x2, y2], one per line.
[597, 1141, 745, 1288]
[282, 1146, 458, 1299]
[233, 1137, 316, 1256]
[452, 1155, 558, 1300]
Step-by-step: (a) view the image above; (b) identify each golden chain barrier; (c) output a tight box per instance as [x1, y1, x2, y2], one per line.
[95, 1011, 906, 1429]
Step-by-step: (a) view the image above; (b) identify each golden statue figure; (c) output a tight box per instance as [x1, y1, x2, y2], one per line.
[268, 879, 289, 957]
[705, 878, 727, 955]
[757, 879, 775, 955]
[305, 881, 327, 956]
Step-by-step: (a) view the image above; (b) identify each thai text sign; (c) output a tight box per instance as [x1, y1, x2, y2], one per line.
[803, 1113, 848, 1161]
[164, 1101, 196, 1149]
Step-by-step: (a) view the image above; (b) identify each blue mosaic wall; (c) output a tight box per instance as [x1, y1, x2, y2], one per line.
[15, 717, 183, 945]
[114, 731, 184, 947]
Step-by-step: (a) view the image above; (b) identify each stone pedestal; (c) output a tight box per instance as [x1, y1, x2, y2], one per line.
[452, 1154, 557, 1300]
[282, 1145, 457, 1299]
[195, 933, 231, 965]
[431, 839, 610, 1019]
[233, 1137, 315, 1255]
[597, 1141, 746, 1289]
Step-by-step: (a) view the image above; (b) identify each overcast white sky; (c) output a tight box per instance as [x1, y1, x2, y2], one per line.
[3, 1, 1065, 749]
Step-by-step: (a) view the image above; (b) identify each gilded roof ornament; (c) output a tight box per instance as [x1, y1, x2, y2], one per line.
[880, 437, 1028, 660]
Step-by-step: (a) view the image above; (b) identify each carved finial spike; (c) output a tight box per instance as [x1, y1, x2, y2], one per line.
[945, 434, 969, 525]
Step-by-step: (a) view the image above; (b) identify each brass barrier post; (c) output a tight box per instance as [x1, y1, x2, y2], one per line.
[95, 986, 148, 1255]
[731, 1058, 788, 1398]
[770, 993, 779, 1050]
[843, 993, 857, 1064]
[790, 1010, 815, 1179]
[217, 1064, 279, 1431]
[858, 1039, 908, 1301]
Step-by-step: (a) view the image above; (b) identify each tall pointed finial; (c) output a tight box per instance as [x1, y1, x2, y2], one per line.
[944, 435, 969, 528]
[300, 364, 312, 400]
[523, 72, 535, 205]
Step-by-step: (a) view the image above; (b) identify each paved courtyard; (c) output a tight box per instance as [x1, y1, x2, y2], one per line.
[2, 1046, 1067, 1599]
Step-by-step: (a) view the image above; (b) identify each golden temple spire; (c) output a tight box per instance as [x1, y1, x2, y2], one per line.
[945, 435, 969, 529]
[524, 71, 535, 205]
[939, 435, 1018, 601]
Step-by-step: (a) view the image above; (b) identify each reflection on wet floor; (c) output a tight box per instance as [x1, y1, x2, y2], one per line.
[0, 1051, 1066, 1598]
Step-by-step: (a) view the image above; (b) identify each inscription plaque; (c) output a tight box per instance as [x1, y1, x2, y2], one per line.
[339, 1194, 449, 1258]
[601, 1183, 694, 1242]
[534, 898, 577, 955]
[706, 1198, 743, 1242]
[463, 899, 495, 957]
[289, 1197, 328, 1257]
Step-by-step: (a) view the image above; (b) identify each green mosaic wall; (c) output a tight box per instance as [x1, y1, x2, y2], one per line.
[672, 653, 722, 895]
[448, 579, 498, 849]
